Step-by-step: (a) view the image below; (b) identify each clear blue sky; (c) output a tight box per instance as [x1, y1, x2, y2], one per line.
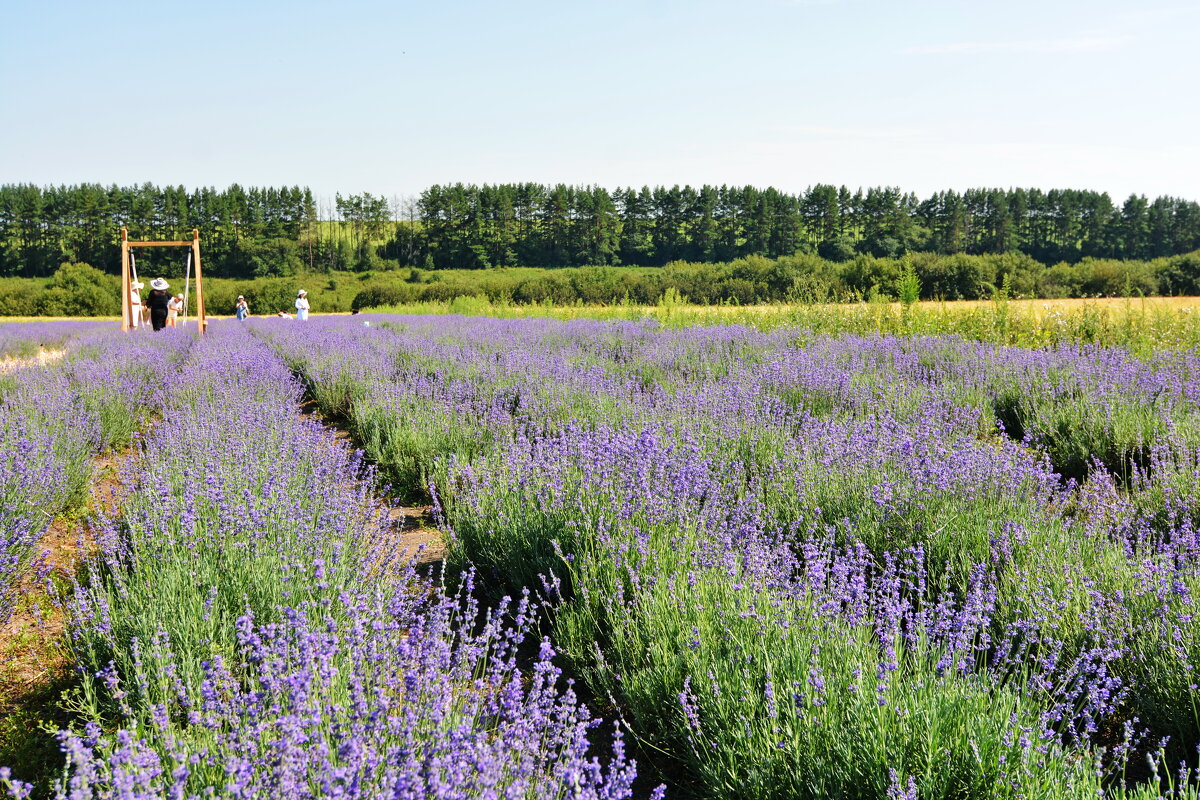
[2, 0, 1197, 204]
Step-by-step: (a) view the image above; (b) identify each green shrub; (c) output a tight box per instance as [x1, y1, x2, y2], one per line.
[351, 282, 420, 311]
[5, 249, 1200, 317]
[0, 278, 43, 316]
[897, 256, 921, 305]
[1156, 252, 1200, 295]
[47, 262, 120, 316]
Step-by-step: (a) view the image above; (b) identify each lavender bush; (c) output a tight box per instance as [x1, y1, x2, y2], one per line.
[48, 323, 649, 800]
[254, 315, 1200, 798]
[0, 327, 188, 625]
[55, 579, 644, 800]
[8, 312, 1200, 798]
[0, 320, 108, 360]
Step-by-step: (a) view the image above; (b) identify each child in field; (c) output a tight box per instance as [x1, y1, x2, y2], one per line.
[295, 290, 310, 321]
[166, 294, 183, 327]
[235, 295, 250, 321]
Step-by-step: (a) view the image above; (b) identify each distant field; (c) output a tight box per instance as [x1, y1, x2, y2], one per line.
[9, 296, 1200, 320]
[11, 296, 1200, 320]
[885, 295, 1200, 315]
[8, 296, 1200, 351]
[369, 295, 1200, 351]
[372, 294, 1200, 315]
[0, 316, 121, 323]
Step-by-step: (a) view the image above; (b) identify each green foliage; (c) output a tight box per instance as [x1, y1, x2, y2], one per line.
[38, 263, 119, 316]
[817, 235, 857, 262]
[0, 675, 75, 800]
[0, 180, 1196, 311]
[231, 237, 305, 278]
[1157, 252, 1200, 295]
[897, 255, 921, 305]
[351, 282, 420, 312]
[7, 248, 1200, 319]
[0, 278, 48, 316]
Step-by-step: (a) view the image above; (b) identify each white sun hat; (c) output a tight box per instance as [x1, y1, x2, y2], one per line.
[297, 289, 307, 296]
[132, 280, 145, 289]
[150, 277, 169, 291]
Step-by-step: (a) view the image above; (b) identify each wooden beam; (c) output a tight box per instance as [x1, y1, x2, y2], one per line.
[127, 240, 195, 247]
[120, 228, 131, 331]
[192, 230, 207, 334]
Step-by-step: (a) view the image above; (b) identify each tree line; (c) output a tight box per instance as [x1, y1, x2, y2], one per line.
[0, 183, 370, 278]
[3, 182, 1200, 280]
[410, 183, 1200, 268]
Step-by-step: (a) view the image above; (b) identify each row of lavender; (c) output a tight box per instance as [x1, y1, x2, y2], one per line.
[261, 314, 1200, 799]
[0, 322, 111, 360]
[6, 323, 645, 799]
[0, 324, 189, 627]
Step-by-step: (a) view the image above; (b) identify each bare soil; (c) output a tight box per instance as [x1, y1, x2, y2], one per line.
[299, 403, 446, 567]
[382, 504, 445, 565]
[0, 448, 135, 797]
[0, 350, 65, 375]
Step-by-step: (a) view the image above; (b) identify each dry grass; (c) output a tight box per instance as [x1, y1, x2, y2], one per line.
[371, 294, 1200, 351]
[378, 294, 1200, 321]
[658, 296, 1200, 317]
[469, 296, 1200, 320]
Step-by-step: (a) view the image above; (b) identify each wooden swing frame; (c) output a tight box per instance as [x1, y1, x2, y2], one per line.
[120, 227, 207, 333]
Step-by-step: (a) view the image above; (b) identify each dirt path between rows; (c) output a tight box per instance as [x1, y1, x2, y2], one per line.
[0, 448, 135, 795]
[300, 404, 447, 568]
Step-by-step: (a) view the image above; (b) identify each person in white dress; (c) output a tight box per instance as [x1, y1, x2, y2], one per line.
[295, 290, 310, 321]
[130, 281, 144, 328]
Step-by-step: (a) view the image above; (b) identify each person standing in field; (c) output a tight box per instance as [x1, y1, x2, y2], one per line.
[166, 294, 183, 328]
[295, 290, 310, 321]
[129, 280, 145, 329]
[235, 295, 250, 321]
[146, 278, 171, 331]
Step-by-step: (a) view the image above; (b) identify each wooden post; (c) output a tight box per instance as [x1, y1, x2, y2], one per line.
[120, 228, 132, 331]
[192, 229, 207, 334]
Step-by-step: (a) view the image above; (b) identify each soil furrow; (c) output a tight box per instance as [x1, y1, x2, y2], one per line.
[0, 447, 138, 797]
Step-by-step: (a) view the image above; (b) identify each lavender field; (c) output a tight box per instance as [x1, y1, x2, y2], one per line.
[4, 314, 1200, 799]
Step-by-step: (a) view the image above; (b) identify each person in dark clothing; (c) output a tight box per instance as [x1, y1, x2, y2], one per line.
[147, 277, 171, 331]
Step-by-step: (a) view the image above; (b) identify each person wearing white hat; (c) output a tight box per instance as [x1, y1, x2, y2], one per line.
[295, 289, 310, 321]
[129, 280, 145, 329]
[147, 278, 171, 331]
